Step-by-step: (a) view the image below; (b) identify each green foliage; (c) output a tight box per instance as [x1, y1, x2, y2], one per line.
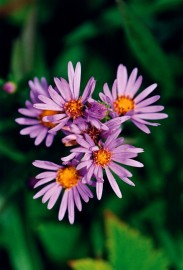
[36, 222, 82, 262]
[117, 0, 175, 99]
[69, 259, 112, 270]
[105, 212, 169, 270]
[0, 205, 43, 270]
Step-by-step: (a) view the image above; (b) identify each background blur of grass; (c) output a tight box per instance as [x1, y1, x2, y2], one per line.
[0, 0, 182, 269]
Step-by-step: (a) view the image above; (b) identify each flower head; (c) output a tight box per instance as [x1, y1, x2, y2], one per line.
[33, 159, 93, 224]
[15, 78, 57, 147]
[99, 64, 168, 133]
[2, 81, 17, 94]
[34, 62, 96, 133]
[63, 129, 143, 200]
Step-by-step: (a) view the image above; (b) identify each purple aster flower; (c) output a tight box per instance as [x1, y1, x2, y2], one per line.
[62, 116, 129, 146]
[34, 62, 96, 133]
[33, 159, 93, 224]
[3, 81, 17, 94]
[99, 64, 168, 133]
[63, 129, 143, 200]
[15, 78, 58, 147]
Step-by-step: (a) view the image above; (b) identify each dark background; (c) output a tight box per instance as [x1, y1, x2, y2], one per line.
[0, 0, 183, 269]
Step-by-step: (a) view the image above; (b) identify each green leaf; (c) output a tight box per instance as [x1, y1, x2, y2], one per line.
[0, 138, 25, 163]
[69, 258, 113, 270]
[10, 8, 37, 81]
[105, 212, 169, 270]
[36, 222, 81, 262]
[0, 205, 43, 270]
[117, 0, 175, 99]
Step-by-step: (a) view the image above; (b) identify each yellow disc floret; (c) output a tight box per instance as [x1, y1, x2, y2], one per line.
[113, 96, 135, 116]
[93, 149, 112, 167]
[56, 166, 80, 189]
[64, 99, 83, 119]
[38, 110, 57, 128]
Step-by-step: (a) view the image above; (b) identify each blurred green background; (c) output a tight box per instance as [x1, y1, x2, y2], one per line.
[0, 0, 183, 269]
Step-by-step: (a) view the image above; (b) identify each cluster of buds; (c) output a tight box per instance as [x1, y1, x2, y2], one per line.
[16, 62, 167, 224]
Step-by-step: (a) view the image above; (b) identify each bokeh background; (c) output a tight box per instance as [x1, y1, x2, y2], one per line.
[0, 0, 183, 269]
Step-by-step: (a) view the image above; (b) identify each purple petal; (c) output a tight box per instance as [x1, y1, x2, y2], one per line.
[48, 185, 62, 209]
[73, 62, 81, 99]
[109, 161, 132, 177]
[16, 118, 39, 125]
[18, 108, 38, 117]
[58, 190, 69, 221]
[34, 177, 56, 188]
[33, 160, 60, 170]
[46, 133, 54, 147]
[117, 64, 128, 96]
[20, 125, 40, 135]
[77, 185, 89, 202]
[68, 61, 74, 94]
[42, 184, 58, 203]
[61, 153, 77, 162]
[135, 105, 164, 113]
[79, 183, 93, 198]
[134, 83, 157, 103]
[105, 167, 122, 198]
[128, 75, 142, 98]
[36, 171, 56, 179]
[131, 120, 151, 134]
[112, 79, 117, 100]
[96, 182, 103, 200]
[124, 68, 138, 96]
[81, 77, 95, 103]
[136, 95, 160, 108]
[54, 77, 72, 101]
[48, 86, 65, 105]
[33, 182, 55, 199]
[103, 83, 113, 100]
[35, 128, 47, 145]
[48, 117, 70, 133]
[136, 113, 168, 120]
[34, 103, 61, 111]
[68, 189, 75, 224]
[73, 187, 82, 211]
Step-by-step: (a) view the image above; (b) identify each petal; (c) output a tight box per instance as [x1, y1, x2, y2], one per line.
[136, 113, 168, 120]
[58, 190, 69, 221]
[124, 68, 138, 96]
[68, 189, 75, 224]
[128, 75, 142, 98]
[103, 83, 113, 100]
[34, 128, 47, 145]
[48, 86, 65, 105]
[16, 118, 39, 125]
[32, 160, 60, 170]
[134, 83, 157, 103]
[73, 187, 82, 211]
[105, 167, 122, 198]
[96, 182, 103, 200]
[33, 182, 55, 199]
[117, 64, 128, 96]
[48, 186, 62, 209]
[73, 62, 81, 99]
[46, 133, 54, 147]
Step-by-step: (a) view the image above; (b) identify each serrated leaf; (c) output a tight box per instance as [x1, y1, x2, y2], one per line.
[105, 212, 169, 270]
[69, 258, 113, 270]
[117, 0, 174, 99]
[36, 222, 81, 262]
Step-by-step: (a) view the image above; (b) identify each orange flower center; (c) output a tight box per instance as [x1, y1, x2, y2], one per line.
[64, 99, 83, 119]
[93, 148, 112, 167]
[86, 126, 101, 144]
[38, 110, 58, 128]
[56, 166, 80, 189]
[113, 96, 135, 116]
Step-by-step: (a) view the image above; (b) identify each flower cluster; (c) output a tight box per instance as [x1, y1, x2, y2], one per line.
[16, 62, 168, 224]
